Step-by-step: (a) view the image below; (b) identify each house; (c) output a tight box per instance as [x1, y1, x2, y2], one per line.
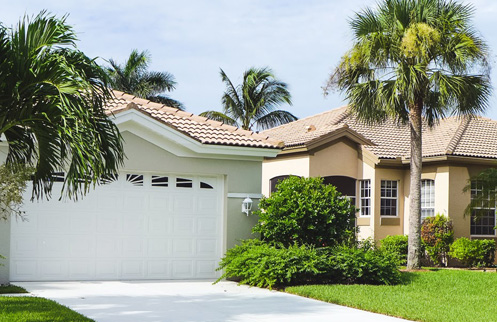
[262, 106, 497, 242]
[0, 91, 282, 284]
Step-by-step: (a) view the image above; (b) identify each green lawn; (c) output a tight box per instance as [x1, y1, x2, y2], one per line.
[0, 297, 94, 322]
[0, 284, 28, 294]
[286, 269, 497, 322]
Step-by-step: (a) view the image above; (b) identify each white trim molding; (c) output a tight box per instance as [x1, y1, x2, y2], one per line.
[113, 109, 281, 161]
[227, 193, 264, 199]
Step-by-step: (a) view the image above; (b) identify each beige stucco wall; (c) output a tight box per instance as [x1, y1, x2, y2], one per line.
[261, 153, 309, 196]
[262, 138, 497, 244]
[309, 139, 359, 178]
[448, 166, 472, 239]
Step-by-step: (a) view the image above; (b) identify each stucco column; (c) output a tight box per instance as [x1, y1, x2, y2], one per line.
[0, 217, 11, 284]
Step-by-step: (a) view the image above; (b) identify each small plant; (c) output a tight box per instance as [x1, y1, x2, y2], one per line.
[421, 214, 454, 266]
[380, 235, 408, 265]
[253, 176, 356, 247]
[449, 238, 496, 267]
[0, 165, 32, 220]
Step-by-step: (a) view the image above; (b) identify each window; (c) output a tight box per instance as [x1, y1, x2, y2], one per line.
[470, 181, 496, 236]
[381, 180, 398, 216]
[421, 179, 435, 221]
[152, 176, 169, 187]
[270, 175, 291, 194]
[176, 177, 193, 188]
[359, 180, 371, 216]
[126, 174, 144, 186]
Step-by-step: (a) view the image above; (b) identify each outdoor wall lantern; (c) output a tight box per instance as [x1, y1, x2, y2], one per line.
[242, 196, 253, 216]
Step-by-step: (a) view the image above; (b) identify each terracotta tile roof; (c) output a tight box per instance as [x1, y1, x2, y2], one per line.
[106, 91, 283, 149]
[263, 106, 497, 160]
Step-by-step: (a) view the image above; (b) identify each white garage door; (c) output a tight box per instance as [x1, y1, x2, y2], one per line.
[10, 173, 223, 281]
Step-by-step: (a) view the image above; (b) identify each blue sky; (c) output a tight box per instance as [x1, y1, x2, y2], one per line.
[2, 0, 497, 120]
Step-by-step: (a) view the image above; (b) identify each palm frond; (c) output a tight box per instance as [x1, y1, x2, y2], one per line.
[199, 111, 238, 127]
[254, 110, 297, 131]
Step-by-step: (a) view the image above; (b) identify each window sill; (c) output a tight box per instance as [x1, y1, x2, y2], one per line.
[380, 217, 400, 226]
[470, 235, 497, 238]
[357, 217, 370, 226]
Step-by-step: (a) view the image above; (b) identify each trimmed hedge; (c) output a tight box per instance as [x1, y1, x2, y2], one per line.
[449, 238, 496, 267]
[216, 239, 401, 288]
[380, 235, 408, 265]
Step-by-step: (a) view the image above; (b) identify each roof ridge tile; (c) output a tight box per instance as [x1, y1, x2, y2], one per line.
[445, 117, 470, 154]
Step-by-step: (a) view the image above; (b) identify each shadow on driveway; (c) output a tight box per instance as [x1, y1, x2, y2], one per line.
[16, 280, 411, 322]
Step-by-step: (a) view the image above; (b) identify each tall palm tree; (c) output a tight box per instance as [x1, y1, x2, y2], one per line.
[327, 0, 490, 268]
[0, 11, 124, 200]
[200, 67, 297, 131]
[105, 50, 184, 110]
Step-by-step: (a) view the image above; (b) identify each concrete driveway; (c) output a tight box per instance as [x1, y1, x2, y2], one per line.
[17, 281, 411, 322]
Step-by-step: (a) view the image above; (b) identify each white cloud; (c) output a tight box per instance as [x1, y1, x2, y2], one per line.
[1, 0, 496, 119]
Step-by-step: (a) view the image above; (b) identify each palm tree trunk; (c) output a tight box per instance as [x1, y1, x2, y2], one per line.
[407, 100, 422, 269]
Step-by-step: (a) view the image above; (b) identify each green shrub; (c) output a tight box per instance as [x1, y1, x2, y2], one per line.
[380, 235, 408, 265]
[216, 239, 401, 288]
[253, 176, 356, 247]
[326, 245, 402, 285]
[421, 214, 454, 266]
[216, 239, 326, 288]
[449, 238, 496, 267]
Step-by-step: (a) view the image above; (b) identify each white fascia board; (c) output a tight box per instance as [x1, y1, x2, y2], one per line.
[112, 109, 281, 161]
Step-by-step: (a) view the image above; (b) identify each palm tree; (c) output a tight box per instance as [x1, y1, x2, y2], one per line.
[327, 0, 490, 268]
[0, 11, 124, 200]
[105, 50, 184, 110]
[200, 67, 297, 131]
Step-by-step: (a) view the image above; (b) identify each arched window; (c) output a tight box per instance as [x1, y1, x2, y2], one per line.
[269, 175, 292, 194]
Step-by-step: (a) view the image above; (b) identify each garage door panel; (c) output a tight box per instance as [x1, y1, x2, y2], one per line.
[172, 217, 195, 235]
[69, 236, 96, 257]
[147, 260, 170, 278]
[69, 260, 95, 279]
[70, 213, 96, 233]
[172, 239, 194, 257]
[196, 260, 217, 278]
[95, 261, 119, 279]
[197, 218, 219, 235]
[122, 238, 145, 257]
[148, 215, 172, 235]
[121, 261, 144, 279]
[122, 214, 145, 234]
[11, 236, 38, 257]
[98, 193, 124, 210]
[149, 194, 171, 212]
[11, 260, 37, 279]
[96, 237, 121, 257]
[96, 216, 122, 234]
[171, 260, 194, 279]
[196, 196, 218, 215]
[147, 238, 170, 257]
[11, 173, 223, 281]
[40, 237, 70, 257]
[173, 195, 195, 213]
[39, 260, 68, 280]
[39, 214, 70, 233]
[123, 194, 147, 211]
[196, 239, 218, 257]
